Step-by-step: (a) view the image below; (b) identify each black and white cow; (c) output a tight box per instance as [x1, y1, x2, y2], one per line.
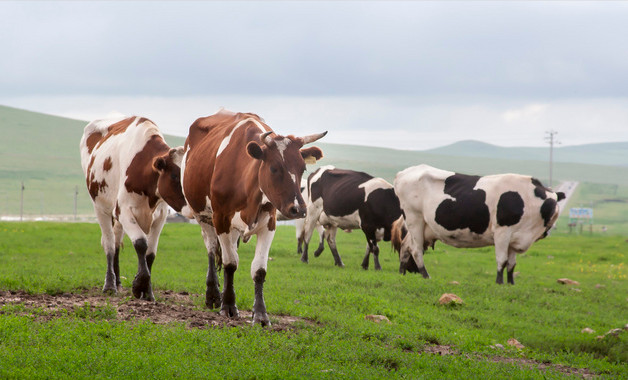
[300, 166, 403, 270]
[392, 164, 566, 284]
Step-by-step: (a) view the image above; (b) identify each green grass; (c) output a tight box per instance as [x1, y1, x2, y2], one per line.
[1, 221, 626, 378]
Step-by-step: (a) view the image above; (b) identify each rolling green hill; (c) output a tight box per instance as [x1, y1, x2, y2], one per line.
[425, 140, 628, 167]
[1, 104, 627, 233]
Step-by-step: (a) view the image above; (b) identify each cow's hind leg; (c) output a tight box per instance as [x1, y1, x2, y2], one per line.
[113, 220, 124, 291]
[361, 242, 371, 270]
[507, 247, 518, 285]
[494, 229, 511, 285]
[118, 207, 153, 300]
[96, 210, 117, 294]
[313, 225, 326, 257]
[218, 229, 240, 318]
[138, 206, 168, 301]
[200, 220, 221, 309]
[326, 227, 344, 268]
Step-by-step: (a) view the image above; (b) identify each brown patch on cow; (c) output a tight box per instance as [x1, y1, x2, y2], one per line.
[0, 289, 310, 332]
[115, 202, 120, 219]
[102, 157, 113, 172]
[93, 117, 136, 150]
[136, 117, 153, 125]
[85, 132, 102, 154]
[86, 156, 107, 200]
[124, 135, 170, 209]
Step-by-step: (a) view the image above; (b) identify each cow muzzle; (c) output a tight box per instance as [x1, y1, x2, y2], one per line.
[284, 203, 306, 219]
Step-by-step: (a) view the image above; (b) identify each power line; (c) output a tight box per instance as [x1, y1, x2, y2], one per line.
[544, 130, 560, 187]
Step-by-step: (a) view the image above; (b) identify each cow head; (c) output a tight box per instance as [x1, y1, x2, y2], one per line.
[246, 131, 326, 219]
[152, 146, 191, 217]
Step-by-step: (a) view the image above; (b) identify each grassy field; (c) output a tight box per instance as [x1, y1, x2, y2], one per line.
[1, 221, 626, 378]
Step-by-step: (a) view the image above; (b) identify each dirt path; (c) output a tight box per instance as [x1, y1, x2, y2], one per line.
[0, 288, 308, 331]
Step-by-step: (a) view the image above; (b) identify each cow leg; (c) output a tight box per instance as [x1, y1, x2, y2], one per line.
[507, 247, 517, 285]
[494, 230, 511, 285]
[313, 225, 326, 257]
[405, 218, 430, 278]
[301, 205, 323, 263]
[251, 222, 275, 326]
[139, 205, 168, 302]
[326, 227, 344, 268]
[218, 229, 240, 318]
[372, 242, 381, 271]
[95, 210, 117, 294]
[200, 220, 221, 309]
[112, 220, 124, 291]
[117, 208, 153, 300]
[361, 242, 371, 270]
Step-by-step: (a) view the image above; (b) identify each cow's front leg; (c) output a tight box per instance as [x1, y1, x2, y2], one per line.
[131, 238, 154, 300]
[200, 221, 221, 309]
[372, 243, 381, 271]
[361, 242, 371, 270]
[251, 222, 274, 326]
[218, 229, 240, 318]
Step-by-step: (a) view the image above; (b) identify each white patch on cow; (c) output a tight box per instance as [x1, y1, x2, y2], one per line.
[375, 227, 385, 241]
[180, 205, 195, 219]
[230, 211, 249, 233]
[250, 118, 269, 133]
[261, 192, 270, 204]
[217, 121, 245, 157]
[309, 165, 335, 187]
[275, 137, 291, 160]
[358, 177, 393, 202]
[320, 209, 361, 231]
[290, 173, 297, 184]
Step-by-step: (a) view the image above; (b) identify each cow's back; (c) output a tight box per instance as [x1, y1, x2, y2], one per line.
[80, 116, 164, 208]
[310, 168, 373, 217]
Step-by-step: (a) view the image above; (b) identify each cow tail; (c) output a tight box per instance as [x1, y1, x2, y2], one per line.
[391, 216, 406, 256]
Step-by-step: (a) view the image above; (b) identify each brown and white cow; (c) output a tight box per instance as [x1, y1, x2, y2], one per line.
[181, 109, 325, 326]
[393, 164, 565, 284]
[80, 115, 191, 300]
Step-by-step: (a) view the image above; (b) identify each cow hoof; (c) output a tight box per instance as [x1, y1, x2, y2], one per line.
[140, 291, 155, 302]
[253, 312, 271, 327]
[102, 285, 117, 295]
[205, 291, 221, 309]
[374, 266, 382, 271]
[300, 257, 308, 264]
[313, 248, 324, 257]
[220, 304, 239, 318]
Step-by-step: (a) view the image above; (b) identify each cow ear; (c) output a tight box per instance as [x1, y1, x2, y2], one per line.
[246, 141, 265, 160]
[300, 146, 323, 164]
[152, 155, 168, 172]
[557, 192, 566, 201]
[169, 146, 185, 166]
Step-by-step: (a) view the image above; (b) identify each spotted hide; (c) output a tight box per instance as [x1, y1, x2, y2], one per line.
[300, 166, 403, 270]
[79, 116, 191, 300]
[181, 109, 325, 326]
[392, 164, 566, 284]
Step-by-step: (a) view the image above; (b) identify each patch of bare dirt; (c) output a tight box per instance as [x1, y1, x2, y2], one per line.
[0, 288, 310, 332]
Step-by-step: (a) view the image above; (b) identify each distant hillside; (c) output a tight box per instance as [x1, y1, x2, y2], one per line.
[0, 105, 184, 217]
[425, 140, 628, 167]
[2, 104, 628, 218]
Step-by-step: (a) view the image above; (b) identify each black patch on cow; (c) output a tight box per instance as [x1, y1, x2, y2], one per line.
[531, 178, 548, 200]
[496, 191, 524, 227]
[360, 188, 403, 241]
[434, 174, 490, 234]
[540, 198, 557, 227]
[311, 169, 373, 217]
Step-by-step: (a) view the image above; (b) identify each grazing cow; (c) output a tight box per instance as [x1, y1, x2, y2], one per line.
[392, 164, 566, 284]
[79, 115, 191, 300]
[300, 166, 403, 270]
[181, 109, 325, 326]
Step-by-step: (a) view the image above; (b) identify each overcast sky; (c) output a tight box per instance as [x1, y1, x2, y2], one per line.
[1, 1, 627, 150]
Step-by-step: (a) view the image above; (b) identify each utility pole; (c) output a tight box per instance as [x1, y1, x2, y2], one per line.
[545, 130, 560, 187]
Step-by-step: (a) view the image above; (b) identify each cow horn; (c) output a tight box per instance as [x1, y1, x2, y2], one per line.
[301, 131, 328, 145]
[260, 131, 274, 147]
